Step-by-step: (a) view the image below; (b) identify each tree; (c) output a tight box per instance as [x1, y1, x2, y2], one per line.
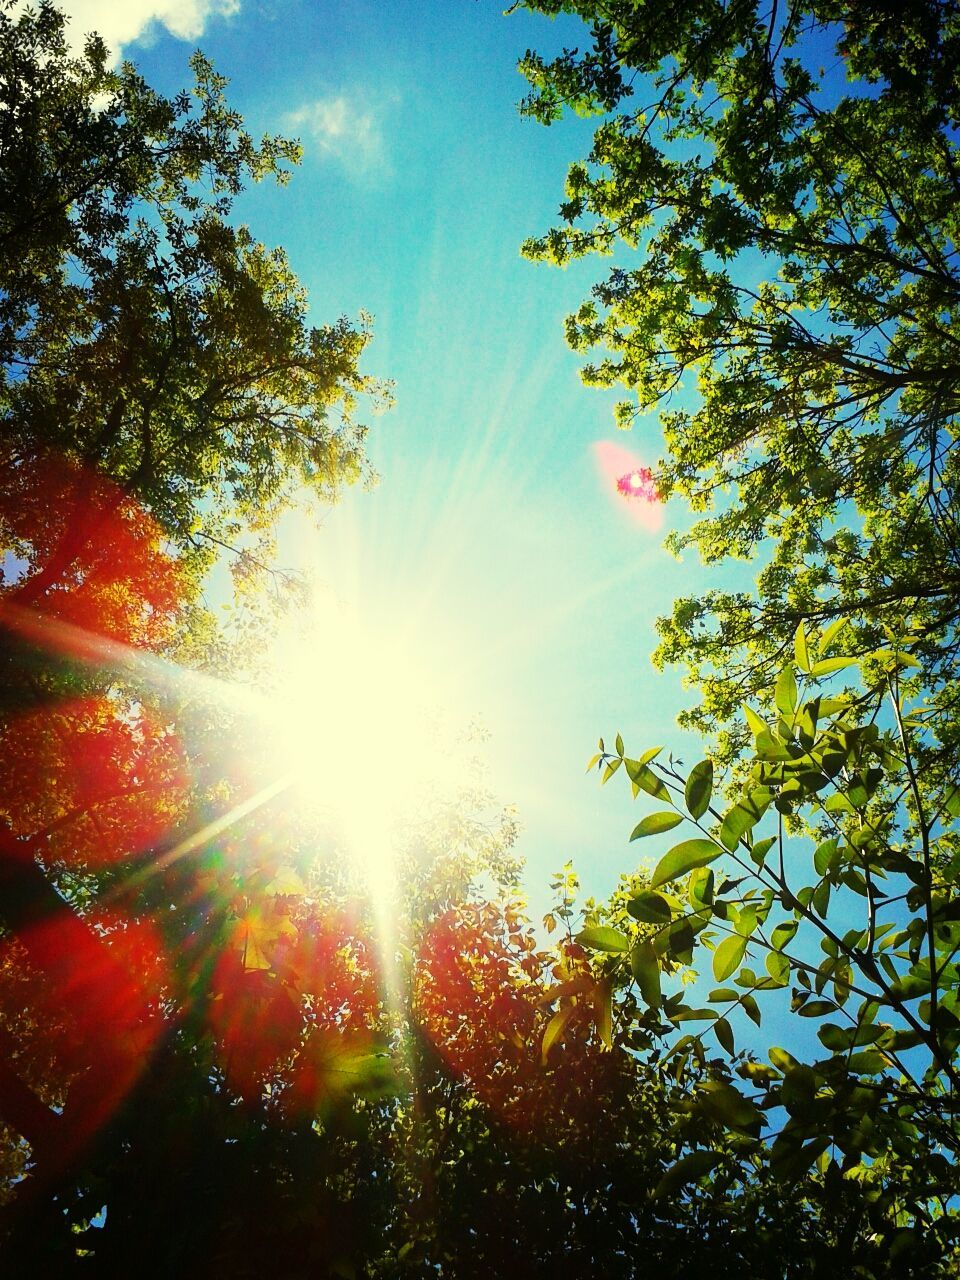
[0, 0, 383, 1243]
[516, 0, 960, 768]
[516, 3, 960, 1270]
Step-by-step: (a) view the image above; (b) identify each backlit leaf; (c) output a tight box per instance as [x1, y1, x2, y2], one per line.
[775, 666, 797, 716]
[630, 811, 683, 840]
[541, 1003, 575, 1064]
[794, 622, 811, 673]
[651, 839, 723, 889]
[652, 1151, 720, 1199]
[630, 939, 661, 1009]
[627, 890, 673, 923]
[576, 925, 630, 953]
[685, 759, 713, 820]
[811, 656, 857, 677]
[713, 933, 748, 981]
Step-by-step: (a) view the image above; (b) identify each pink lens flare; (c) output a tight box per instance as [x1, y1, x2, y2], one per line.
[616, 467, 656, 500]
[591, 442, 663, 531]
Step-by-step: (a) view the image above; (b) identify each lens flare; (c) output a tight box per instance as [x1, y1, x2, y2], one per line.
[591, 441, 663, 531]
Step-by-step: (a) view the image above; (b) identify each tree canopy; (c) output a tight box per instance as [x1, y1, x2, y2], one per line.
[3, 0, 960, 1275]
[515, 0, 960, 1271]
[517, 0, 960, 767]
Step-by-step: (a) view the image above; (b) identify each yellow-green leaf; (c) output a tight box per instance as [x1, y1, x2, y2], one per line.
[794, 622, 811, 673]
[685, 759, 713, 820]
[576, 925, 630, 953]
[541, 1003, 575, 1064]
[630, 939, 661, 1009]
[651, 839, 723, 889]
[630, 811, 683, 840]
[713, 933, 748, 981]
[811, 656, 857, 677]
[775, 665, 798, 716]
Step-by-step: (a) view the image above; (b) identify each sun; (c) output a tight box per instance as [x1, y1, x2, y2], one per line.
[259, 590, 463, 887]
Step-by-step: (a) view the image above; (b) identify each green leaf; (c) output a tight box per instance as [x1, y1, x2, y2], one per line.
[625, 761, 670, 800]
[750, 836, 776, 868]
[775, 666, 798, 717]
[685, 759, 713, 820]
[708, 988, 739, 1002]
[541, 1004, 575, 1064]
[742, 993, 762, 1026]
[652, 1151, 720, 1199]
[814, 838, 840, 876]
[715, 1016, 735, 1054]
[713, 933, 748, 981]
[630, 939, 661, 1009]
[771, 920, 798, 951]
[651, 839, 723, 889]
[744, 704, 768, 736]
[697, 1082, 763, 1136]
[846, 1050, 888, 1074]
[602, 757, 622, 783]
[794, 622, 811, 673]
[576, 925, 630, 953]
[819, 617, 849, 653]
[810, 656, 857, 677]
[719, 793, 768, 851]
[688, 866, 715, 909]
[797, 999, 836, 1018]
[593, 977, 613, 1048]
[630, 811, 683, 840]
[627, 890, 673, 924]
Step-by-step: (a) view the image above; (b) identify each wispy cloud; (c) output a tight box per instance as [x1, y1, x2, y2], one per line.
[283, 91, 392, 180]
[60, 0, 240, 62]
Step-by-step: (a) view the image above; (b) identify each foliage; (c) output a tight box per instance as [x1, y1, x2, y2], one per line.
[0, 0, 384, 577]
[0, 1, 384, 1266]
[516, 0, 960, 767]
[578, 627, 960, 1273]
[518, 1, 960, 1270]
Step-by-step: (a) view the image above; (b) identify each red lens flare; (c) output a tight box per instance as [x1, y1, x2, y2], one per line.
[0, 448, 187, 1162]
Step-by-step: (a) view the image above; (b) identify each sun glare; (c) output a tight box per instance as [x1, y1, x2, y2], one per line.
[261, 592, 464, 888]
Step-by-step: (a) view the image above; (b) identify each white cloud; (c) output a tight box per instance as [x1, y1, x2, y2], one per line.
[58, 0, 240, 61]
[283, 92, 390, 179]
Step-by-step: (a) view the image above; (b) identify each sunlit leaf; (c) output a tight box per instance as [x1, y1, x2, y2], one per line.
[794, 622, 811, 673]
[627, 890, 673, 923]
[713, 933, 748, 981]
[630, 811, 683, 840]
[630, 939, 661, 1009]
[684, 759, 713, 820]
[775, 666, 797, 716]
[541, 1003, 576, 1064]
[576, 925, 630, 953]
[810, 656, 857, 677]
[651, 839, 723, 888]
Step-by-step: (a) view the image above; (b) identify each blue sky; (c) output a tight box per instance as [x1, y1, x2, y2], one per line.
[63, 0, 718, 908]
